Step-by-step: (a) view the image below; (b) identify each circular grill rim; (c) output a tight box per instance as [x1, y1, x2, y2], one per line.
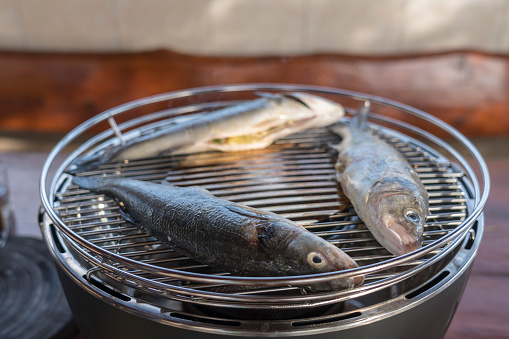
[39, 83, 490, 291]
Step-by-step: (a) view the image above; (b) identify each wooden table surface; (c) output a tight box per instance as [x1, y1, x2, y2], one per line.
[0, 135, 506, 339]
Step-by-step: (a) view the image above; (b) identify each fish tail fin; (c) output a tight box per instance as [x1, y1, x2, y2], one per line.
[328, 124, 348, 145]
[352, 100, 371, 129]
[66, 147, 119, 175]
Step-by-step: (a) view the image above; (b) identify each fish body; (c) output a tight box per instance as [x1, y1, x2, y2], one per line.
[72, 176, 362, 291]
[72, 92, 344, 171]
[330, 103, 428, 256]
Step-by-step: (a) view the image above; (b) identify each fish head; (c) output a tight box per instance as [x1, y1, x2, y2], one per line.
[286, 231, 363, 291]
[284, 92, 345, 125]
[367, 178, 428, 256]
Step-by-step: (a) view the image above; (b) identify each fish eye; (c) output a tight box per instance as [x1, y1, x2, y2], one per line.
[405, 210, 421, 223]
[307, 251, 328, 269]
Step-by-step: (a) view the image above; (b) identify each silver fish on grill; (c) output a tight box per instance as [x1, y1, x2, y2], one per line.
[71, 92, 344, 172]
[72, 176, 363, 291]
[330, 101, 429, 256]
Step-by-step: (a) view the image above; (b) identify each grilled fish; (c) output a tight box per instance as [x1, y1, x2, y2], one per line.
[71, 92, 344, 172]
[72, 176, 363, 291]
[330, 102, 428, 256]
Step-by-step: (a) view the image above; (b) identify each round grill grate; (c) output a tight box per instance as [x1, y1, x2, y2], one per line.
[39, 84, 490, 336]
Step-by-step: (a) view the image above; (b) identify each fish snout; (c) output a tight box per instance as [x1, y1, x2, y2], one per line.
[330, 275, 364, 290]
[329, 247, 364, 288]
[386, 219, 422, 256]
[309, 267, 364, 291]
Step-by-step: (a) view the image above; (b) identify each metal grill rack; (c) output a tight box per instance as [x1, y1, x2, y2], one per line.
[39, 84, 489, 335]
[52, 125, 468, 298]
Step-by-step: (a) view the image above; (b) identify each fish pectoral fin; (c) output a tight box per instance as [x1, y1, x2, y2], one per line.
[118, 207, 139, 226]
[224, 204, 267, 220]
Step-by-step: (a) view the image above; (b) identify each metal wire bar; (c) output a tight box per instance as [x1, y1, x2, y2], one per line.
[39, 84, 488, 305]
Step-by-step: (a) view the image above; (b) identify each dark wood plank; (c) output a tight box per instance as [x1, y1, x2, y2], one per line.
[1, 50, 509, 137]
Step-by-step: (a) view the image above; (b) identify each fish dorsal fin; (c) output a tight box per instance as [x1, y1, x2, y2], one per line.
[256, 92, 313, 109]
[254, 92, 283, 103]
[353, 100, 371, 129]
[281, 93, 312, 109]
[161, 179, 175, 187]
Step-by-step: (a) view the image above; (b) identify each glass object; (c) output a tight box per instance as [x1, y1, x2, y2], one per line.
[0, 161, 13, 248]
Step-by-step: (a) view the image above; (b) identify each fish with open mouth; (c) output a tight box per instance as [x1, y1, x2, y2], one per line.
[72, 176, 363, 291]
[71, 92, 344, 172]
[330, 101, 429, 256]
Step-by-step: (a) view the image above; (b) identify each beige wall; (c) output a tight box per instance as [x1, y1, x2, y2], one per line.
[1, 0, 508, 56]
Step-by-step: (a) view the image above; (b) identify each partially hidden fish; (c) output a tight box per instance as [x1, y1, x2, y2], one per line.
[330, 102, 429, 256]
[71, 92, 345, 172]
[72, 176, 363, 291]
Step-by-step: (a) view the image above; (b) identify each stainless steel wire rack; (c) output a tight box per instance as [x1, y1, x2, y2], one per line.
[39, 84, 489, 335]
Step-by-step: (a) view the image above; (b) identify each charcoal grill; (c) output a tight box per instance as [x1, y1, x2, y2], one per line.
[39, 84, 489, 338]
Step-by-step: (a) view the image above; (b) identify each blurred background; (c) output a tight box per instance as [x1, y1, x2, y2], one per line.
[0, 0, 509, 137]
[2, 0, 509, 55]
[0, 1, 507, 338]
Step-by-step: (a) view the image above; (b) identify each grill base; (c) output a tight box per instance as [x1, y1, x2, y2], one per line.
[55, 256, 473, 339]
[44, 215, 482, 338]
[39, 84, 489, 338]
